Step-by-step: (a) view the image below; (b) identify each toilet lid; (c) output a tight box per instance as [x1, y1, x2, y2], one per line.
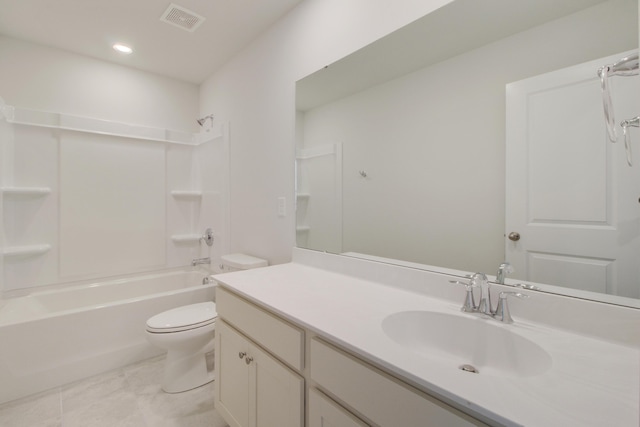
[146, 302, 217, 333]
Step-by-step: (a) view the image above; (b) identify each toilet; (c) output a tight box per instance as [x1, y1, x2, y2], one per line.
[145, 253, 267, 393]
[220, 253, 268, 272]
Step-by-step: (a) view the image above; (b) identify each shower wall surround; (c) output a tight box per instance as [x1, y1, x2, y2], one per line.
[0, 110, 229, 293]
[0, 35, 229, 293]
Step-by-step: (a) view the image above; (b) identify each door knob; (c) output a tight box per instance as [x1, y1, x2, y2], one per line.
[508, 232, 521, 241]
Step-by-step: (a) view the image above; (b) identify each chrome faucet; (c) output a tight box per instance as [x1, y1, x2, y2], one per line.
[451, 272, 528, 323]
[495, 262, 513, 285]
[202, 275, 215, 285]
[473, 273, 493, 316]
[192, 257, 211, 266]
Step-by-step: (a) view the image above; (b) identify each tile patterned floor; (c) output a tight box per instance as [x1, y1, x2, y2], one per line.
[0, 356, 230, 427]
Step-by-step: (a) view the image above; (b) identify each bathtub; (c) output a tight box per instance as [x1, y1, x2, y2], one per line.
[0, 268, 216, 405]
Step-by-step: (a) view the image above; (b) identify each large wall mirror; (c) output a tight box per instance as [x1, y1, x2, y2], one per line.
[295, 0, 640, 307]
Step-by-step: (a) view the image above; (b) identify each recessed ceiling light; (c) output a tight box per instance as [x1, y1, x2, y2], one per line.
[113, 43, 133, 54]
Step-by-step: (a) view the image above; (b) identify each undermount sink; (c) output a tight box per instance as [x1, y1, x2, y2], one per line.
[382, 311, 552, 378]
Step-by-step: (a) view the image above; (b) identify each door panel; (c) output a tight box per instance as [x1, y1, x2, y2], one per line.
[506, 51, 640, 298]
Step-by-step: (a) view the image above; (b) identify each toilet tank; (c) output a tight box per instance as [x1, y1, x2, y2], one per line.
[220, 253, 268, 272]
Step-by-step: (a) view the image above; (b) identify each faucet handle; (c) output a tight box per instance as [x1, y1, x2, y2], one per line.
[494, 291, 529, 323]
[495, 262, 514, 284]
[449, 280, 477, 312]
[201, 228, 214, 247]
[498, 262, 514, 272]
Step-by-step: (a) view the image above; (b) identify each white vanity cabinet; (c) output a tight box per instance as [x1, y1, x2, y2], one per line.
[310, 338, 488, 427]
[215, 287, 304, 427]
[215, 285, 489, 427]
[216, 320, 304, 427]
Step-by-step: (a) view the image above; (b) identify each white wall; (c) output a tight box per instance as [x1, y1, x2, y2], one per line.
[299, 0, 638, 273]
[199, 0, 453, 264]
[0, 36, 198, 131]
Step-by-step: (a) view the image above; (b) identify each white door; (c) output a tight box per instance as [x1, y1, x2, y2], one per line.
[506, 51, 640, 298]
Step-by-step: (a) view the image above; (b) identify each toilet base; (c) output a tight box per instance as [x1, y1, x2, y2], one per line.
[162, 348, 215, 393]
[146, 321, 216, 394]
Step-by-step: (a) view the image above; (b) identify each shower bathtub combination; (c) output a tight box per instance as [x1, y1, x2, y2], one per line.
[0, 101, 230, 405]
[0, 268, 216, 405]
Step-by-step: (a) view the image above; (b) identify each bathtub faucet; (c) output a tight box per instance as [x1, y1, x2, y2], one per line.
[192, 257, 211, 267]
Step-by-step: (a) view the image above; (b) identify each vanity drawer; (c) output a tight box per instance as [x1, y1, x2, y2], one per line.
[309, 387, 369, 427]
[216, 286, 304, 371]
[310, 338, 487, 427]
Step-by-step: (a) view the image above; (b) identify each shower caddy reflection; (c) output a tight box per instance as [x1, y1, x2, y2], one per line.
[598, 52, 639, 166]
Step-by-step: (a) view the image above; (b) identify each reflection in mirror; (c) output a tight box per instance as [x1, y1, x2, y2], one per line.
[295, 0, 640, 306]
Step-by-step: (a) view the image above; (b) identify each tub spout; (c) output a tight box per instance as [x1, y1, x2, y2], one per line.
[192, 257, 211, 267]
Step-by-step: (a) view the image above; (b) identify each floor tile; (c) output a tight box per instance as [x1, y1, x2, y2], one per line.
[61, 368, 129, 413]
[62, 389, 143, 427]
[0, 356, 229, 427]
[123, 355, 165, 396]
[0, 388, 61, 427]
[138, 381, 219, 426]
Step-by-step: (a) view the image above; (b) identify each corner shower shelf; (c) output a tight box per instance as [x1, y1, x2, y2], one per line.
[296, 226, 310, 233]
[170, 190, 203, 199]
[171, 234, 201, 244]
[3, 244, 51, 257]
[296, 193, 310, 200]
[2, 187, 51, 197]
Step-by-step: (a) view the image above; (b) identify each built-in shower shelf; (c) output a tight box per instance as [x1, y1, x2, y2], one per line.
[296, 193, 310, 200]
[2, 187, 51, 197]
[296, 226, 310, 233]
[170, 190, 203, 199]
[3, 244, 52, 257]
[171, 234, 201, 244]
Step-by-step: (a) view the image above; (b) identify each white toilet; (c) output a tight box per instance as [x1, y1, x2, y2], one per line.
[145, 253, 267, 393]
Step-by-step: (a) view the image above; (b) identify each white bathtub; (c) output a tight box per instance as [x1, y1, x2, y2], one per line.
[0, 268, 216, 405]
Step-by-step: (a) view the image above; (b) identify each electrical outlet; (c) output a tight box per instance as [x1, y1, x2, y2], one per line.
[277, 197, 286, 217]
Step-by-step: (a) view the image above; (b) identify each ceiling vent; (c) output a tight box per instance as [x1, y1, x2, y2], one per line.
[160, 3, 205, 32]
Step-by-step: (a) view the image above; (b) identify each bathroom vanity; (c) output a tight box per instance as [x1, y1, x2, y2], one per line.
[214, 249, 640, 427]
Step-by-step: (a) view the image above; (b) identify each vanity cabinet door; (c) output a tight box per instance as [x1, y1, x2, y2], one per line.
[216, 320, 251, 427]
[251, 341, 304, 427]
[216, 319, 304, 427]
[309, 387, 369, 427]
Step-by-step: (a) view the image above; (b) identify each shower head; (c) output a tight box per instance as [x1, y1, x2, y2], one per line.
[196, 114, 214, 127]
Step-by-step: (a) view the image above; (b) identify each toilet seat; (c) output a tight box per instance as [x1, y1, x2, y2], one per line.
[146, 302, 217, 333]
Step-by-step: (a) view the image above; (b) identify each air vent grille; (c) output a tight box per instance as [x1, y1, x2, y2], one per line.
[160, 3, 205, 32]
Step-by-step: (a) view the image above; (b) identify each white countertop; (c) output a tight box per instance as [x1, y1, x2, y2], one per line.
[214, 261, 640, 427]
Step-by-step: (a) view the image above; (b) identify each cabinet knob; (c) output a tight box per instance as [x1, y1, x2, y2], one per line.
[245, 356, 254, 365]
[238, 351, 246, 359]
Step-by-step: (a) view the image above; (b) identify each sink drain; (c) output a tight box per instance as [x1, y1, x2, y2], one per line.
[459, 364, 479, 374]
